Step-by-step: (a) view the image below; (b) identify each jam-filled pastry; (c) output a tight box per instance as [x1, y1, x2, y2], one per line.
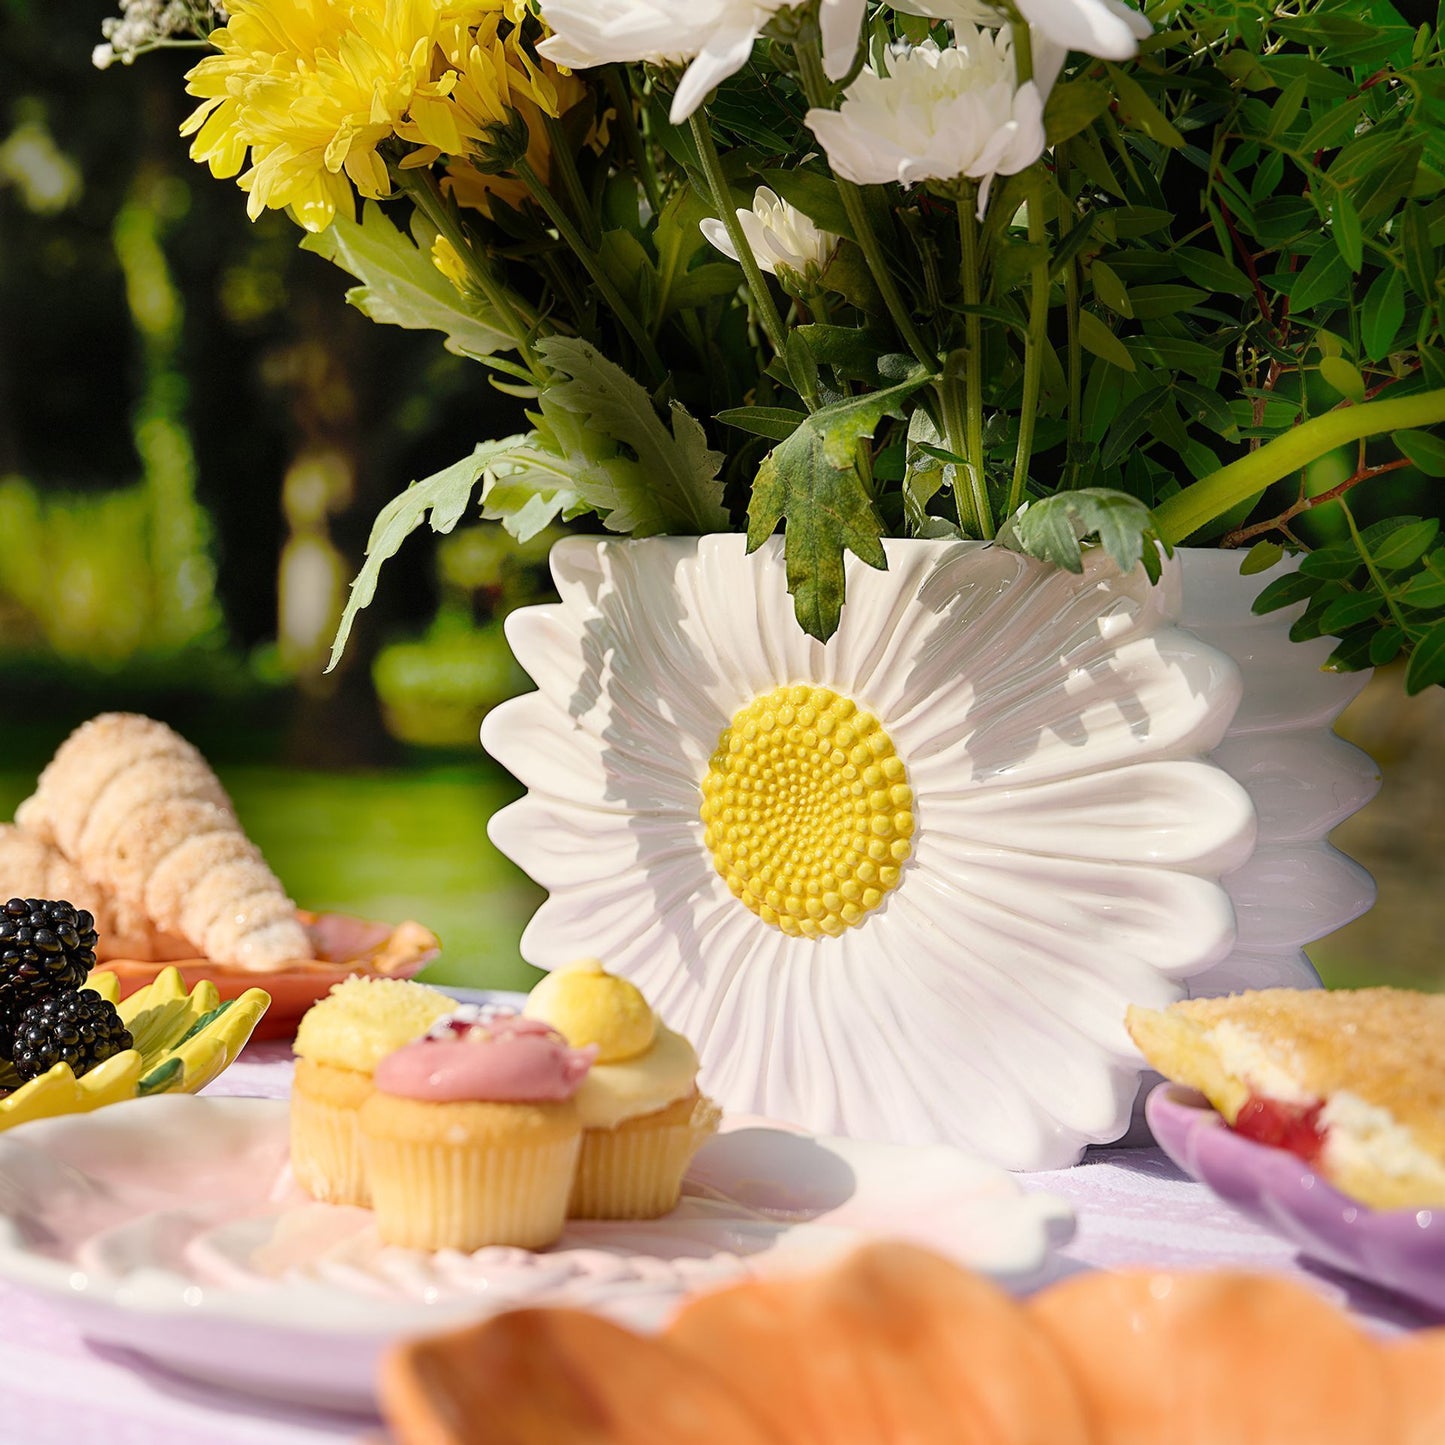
[1128, 987, 1445, 1210]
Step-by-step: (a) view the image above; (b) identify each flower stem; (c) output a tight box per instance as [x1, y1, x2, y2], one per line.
[686, 110, 804, 398]
[790, 38, 938, 376]
[393, 165, 543, 376]
[935, 375, 980, 534]
[603, 66, 663, 217]
[956, 188, 994, 539]
[1153, 388, 1445, 544]
[541, 111, 600, 250]
[1008, 165, 1050, 518]
[514, 153, 666, 383]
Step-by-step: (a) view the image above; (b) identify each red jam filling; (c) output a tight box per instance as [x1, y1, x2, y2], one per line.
[1230, 1094, 1327, 1167]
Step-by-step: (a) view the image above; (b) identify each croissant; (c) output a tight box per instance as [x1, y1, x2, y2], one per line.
[15, 714, 313, 970]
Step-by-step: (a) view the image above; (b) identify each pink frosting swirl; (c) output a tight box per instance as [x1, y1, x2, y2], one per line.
[373, 1014, 596, 1103]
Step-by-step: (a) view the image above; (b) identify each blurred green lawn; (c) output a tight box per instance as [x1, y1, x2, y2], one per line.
[0, 764, 545, 994]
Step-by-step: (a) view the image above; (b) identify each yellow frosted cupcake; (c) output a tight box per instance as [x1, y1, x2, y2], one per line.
[290, 976, 454, 1206]
[360, 1013, 594, 1251]
[523, 959, 722, 1219]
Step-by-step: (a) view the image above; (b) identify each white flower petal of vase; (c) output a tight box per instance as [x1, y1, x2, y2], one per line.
[482, 538, 1376, 1170]
[1175, 550, 1379, 1000]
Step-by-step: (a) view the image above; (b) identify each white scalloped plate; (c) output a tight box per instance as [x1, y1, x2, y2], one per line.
[0, 1095, 1072, 1411]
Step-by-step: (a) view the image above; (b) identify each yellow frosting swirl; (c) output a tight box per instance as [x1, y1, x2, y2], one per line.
[523, 959, 699, 1129]
[293, 976, 454, 1075]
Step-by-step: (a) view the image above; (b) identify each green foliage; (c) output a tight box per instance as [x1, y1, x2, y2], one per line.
[997, 489, 1169, 583]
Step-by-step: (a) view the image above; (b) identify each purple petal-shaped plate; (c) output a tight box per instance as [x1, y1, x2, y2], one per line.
[1146, 1083, 1445, 1317]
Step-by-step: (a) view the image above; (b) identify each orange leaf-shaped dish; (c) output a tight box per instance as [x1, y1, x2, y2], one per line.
[92, 911, 439, 1040]
[380, 1242, 1445, 1445]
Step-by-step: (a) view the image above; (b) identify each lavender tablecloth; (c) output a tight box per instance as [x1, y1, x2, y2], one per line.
[0, 1041, 1433, 1445]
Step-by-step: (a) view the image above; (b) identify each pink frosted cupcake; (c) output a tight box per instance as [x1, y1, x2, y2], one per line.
[359, 1011, 594, 1251]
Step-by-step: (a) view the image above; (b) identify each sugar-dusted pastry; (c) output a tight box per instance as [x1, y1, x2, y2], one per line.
[360, 1012, 594, 1251]
[524, 958, 721, 1219]
[15, 713, 311, 970]
[290, 975, 456, 1206]
[1127, 988, 1445, 1210]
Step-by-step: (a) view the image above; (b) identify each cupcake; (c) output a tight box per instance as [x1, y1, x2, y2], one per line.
[360, 1012, 595, 1251]
[523, 959, 721, 1219]
[290, 975, 455, 1206]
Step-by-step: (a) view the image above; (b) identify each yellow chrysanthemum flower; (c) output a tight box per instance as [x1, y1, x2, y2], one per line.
[181, 0, 501, 232]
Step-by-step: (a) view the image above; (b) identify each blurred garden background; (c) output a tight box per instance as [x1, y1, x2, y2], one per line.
[1, 0, 1442, 993]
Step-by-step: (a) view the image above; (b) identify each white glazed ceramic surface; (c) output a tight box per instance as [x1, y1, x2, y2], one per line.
[1175, 550, 1378, 998]
[0, 1094, 1072, 1411]
[483, 536, 1277, 1170]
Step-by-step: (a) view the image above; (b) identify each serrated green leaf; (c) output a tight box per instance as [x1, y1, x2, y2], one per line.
[1078, 310, 1135, 371]
[997, 488, 1163, 577]
[1241, 540, 1286, 574]
[300, 202, 511, 361]
[1405, 617, 1445, 691]
[1361, 268, 1406, 362]
[746, 379, 925, 640]
[1252, 569, 1321, 612]
[1320, 590, 1385, 631]
[1372, 518, 1440, 570]
[1394, 429, 1445, 476]
[532, 337, 728, 535]
[329, 438, 524, 669]
[1320, 354, 1366, 402]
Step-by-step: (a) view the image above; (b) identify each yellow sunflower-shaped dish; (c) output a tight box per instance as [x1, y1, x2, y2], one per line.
[0, 967, 268, 1132]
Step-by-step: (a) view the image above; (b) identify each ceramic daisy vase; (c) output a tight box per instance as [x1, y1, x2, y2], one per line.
[481, 536, 1378, 1170]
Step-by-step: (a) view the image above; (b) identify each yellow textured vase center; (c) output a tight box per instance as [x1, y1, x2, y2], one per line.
[699, 684, 914, 938]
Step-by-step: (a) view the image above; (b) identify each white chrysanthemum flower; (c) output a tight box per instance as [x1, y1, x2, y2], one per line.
[537, 0, 866, 123]
[482, 535, 1257, 1169]
[699, 186, 838, 280]
[885, 0, 1149, 63]
[805, 33, 1046, 213]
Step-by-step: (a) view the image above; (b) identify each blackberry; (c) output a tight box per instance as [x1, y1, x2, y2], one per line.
[0, 896, 97, 1001]
[8, 990, 133, 1082]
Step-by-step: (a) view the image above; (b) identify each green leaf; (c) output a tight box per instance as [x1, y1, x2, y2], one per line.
[1405, 617, 1445, 692]
[1331, 192, 1363, 273]
[716, 405, 808, 441]
[1319, 354, 1366, 402]
[1091, 259, 1133, 318]
[1078, 310, 1135, 371]
[1044, 79, 1113, 145]
[1252, 570, 1320, 613]
[1394, 428, 1445, 476]
[996, 488, 1165, 579]
[1127, 285, 1210, 319]
[1369, 624, 1406, 665]
[1324, 629, 1376, 674]
[299, 202, 511, 361]
[1299, 540, 1362, 580]
[532, 337, 728, 535]
[329, 439, 521, 669]
[1172, 247, 1256, 297]
[1401, 204, 1437, 302]
[746, 379, 926, 641]
[1290, 242, 1350, 311]
[1399, 571, 1445, 608]
[1240, 540, 1286, 574]
[1371, 518, 1440, 570]
[794, 325, 894, 382]
[1320, 590, 1385, 631]
[1361, 268, 1406, 362]
[1107, 65, 1184, 148]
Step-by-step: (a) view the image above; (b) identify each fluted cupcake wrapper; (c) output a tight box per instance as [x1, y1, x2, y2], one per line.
[570, 1096, 723, 1220]
[364, 1131, 582, 1251]
[290, 1087, 370, 1208]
